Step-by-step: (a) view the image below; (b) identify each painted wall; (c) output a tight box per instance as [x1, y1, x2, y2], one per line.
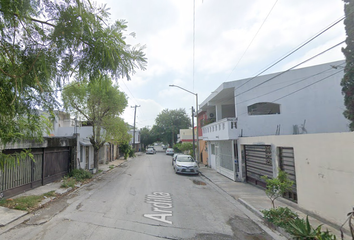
[222, 104, 235, 119]
[235, 60, 350, 136]
[237, 132, 354, 228]
[199, 140, 208, 165]
[179, 129, 193, 141]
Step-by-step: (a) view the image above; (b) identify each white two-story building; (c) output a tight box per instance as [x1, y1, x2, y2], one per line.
[199, 60, 350, 181]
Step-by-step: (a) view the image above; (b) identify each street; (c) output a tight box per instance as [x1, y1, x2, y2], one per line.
[1, 152, 275, 240]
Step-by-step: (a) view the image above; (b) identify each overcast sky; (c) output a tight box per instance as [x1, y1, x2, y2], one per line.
[95, 0, 345, 129]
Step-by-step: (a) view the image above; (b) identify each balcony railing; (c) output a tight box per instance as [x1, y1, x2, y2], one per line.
[201, 118, 238, 141]
[200, 118, 216, 127]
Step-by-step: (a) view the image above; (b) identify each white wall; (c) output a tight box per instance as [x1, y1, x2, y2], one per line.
[238, 132, 354, 228]
[235, 60, 350, 136]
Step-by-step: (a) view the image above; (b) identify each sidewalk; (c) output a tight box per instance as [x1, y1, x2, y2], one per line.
[198, 166, 348, 239]
[0, 158, 129, 228]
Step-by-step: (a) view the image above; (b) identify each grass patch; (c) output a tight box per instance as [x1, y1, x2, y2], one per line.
[61, 176, 76, 188]
[61, 169, 93, 188]
[68, 169, 92, 182]
[0, 191, 57, 212]
[109, 165, 114, 169]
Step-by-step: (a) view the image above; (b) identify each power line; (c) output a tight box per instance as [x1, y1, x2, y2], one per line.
[236, 68, 344, 118]
[235, 40, 345, 97]
[272, 69, 343, 102]
[236, 62, 345, 105]
[235, 15, 345, 90]
[227, 0, 279, 80]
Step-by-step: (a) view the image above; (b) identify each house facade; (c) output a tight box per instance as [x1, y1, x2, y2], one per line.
[50, 111, 115, 169]
[177, 128, 194, 143]
[128, 127, 141, 151]
[199, 60, 350, 181]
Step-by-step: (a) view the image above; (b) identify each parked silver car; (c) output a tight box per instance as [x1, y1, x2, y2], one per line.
[172, 153, 182, 165]
[173, 154, 199, 175]
[165, 148, 174, 155]
[146, 147, 156, 154]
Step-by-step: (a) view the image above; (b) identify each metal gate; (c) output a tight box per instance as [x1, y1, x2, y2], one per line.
[1, 147, 70, 198]
[244, 145, 273, 188]
[279, 147, 297, 202]
[43, 148, 70, 185]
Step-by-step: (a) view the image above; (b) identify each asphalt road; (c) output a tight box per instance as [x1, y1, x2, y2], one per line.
[1, 152, 275, 240]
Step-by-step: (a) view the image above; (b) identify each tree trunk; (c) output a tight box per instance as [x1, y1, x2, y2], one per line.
[94, 146, 99, 169]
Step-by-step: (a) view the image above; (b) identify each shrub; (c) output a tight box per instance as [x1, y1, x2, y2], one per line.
[61, 176, 76, 188]
[261, 207, 298, 231]
[129, 148, 135, 158]
[68, 169, 92, 182]
[173, 143, 182, 153]
[285, 216, 337, 240]
[261, 169, 294, 208]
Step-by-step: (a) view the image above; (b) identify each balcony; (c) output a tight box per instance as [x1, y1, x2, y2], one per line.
[201, 118, 238, 141]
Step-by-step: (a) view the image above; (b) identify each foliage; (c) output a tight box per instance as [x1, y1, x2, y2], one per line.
[68, 169, 92, 182]
[342, 0, 354, 130]
[140, 127, 156, 148]
[153, 109, 191, 147]
[0, 191, 56, 212]
[119, 141, 133, 160]
[62, 75, 128, 168]
[173, 143, 182, 153]
[129, 148, 135, 158]
[287, 216, 337, 240]
[261, 207, 299, 231]
[261, 169, 294, 208]
[61, 176, 76, 188]
[0, 149, 34, 170]
[0, 0, 147, 148]
[177, 142, 194, 154]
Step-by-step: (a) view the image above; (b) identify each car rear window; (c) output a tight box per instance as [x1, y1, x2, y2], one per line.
[177, 155, 194, 162]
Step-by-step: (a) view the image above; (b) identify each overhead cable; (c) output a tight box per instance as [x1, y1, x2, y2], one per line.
[227, 0, 279, 80]
[235, 40, 345, 97]
[235, 16, 345, 90]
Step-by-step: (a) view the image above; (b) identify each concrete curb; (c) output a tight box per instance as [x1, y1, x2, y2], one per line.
[238, 198, 264, 219]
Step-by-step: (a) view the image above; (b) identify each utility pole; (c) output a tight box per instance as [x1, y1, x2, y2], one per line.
[191, 107, 196, 160]
[131, 105, 141, 151]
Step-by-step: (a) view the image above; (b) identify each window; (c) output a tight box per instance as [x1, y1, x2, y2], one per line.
[211, 144, 215, 155]
[248, 102, 280, 115]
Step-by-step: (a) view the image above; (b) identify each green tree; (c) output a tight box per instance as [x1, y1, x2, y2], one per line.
[261, 169, 294, 208]
[154, 109, 191, 147]
[177, 142, 194, 154]
[62, 75, 128, 169]
[342, 0, 354, 130]
[0, 0, 146, 148]
[140, 127, 156, 148]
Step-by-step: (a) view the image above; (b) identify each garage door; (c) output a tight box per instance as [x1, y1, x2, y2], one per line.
[244, 145, 273, 188]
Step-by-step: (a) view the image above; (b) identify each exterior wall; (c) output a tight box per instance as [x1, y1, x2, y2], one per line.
[78, 143, 94, 170]
[128, 130, 140, 145]
[198, 111, 207, 137]
[179, 129, 193, 142]
[236, 60, 350, 136]
[237, 132, 354, 228]
[222, 105, 235, 119]
[199, 140, 208, 165]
